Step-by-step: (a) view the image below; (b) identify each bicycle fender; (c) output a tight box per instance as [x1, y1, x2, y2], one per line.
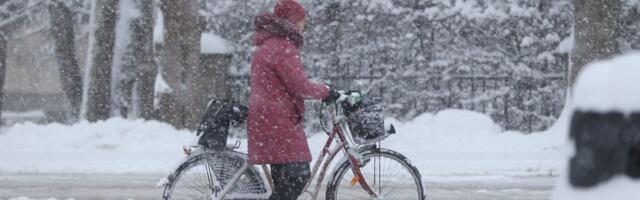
[356, 144, 378, 154]
[157, 146, 211, 188]
[157, 156, 189, 188]
[328, 144, 378, 176]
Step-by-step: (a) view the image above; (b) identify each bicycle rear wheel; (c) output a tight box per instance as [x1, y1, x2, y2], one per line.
[163, 151, 267, 200]
[326, 148, 426, 200]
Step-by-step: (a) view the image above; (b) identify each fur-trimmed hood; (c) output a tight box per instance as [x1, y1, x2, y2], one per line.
[253, 13, 303, 48]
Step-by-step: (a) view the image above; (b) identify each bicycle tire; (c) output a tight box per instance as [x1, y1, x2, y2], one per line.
[162, 151, 268, 200]
[326, 148, 426, 200]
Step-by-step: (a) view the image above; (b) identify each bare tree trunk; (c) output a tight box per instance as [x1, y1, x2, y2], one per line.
[159, 0, 203, 129]
[132, 0, 156, 119]
[0, 34, 5, 125]
[50, 1, 83, 122]
[197, 54, 232, 116]
[87, 0, 118, 121]
[111, 0, 155, 119]
[570, 0, 620, 88]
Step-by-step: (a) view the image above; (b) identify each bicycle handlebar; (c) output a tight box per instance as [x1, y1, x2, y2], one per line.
[339, 94, 381, 113]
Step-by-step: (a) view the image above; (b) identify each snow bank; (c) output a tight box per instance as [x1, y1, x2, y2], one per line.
[431, 109, 502, 135]
[573, 52, 640, 113]
[0, 118, 194, 174]
[374, 109, 563, 178]
[0, 110, 564, 177]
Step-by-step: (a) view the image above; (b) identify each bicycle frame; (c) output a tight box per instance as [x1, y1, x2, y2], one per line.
[299, 117, 379, 199]
[299, 102, 379, 199]
[202, 104, 379, 200]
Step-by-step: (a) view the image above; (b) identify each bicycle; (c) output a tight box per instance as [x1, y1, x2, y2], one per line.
[159, 93, 426, 200]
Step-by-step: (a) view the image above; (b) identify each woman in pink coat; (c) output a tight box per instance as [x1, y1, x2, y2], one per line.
[247, 0, 340, 199]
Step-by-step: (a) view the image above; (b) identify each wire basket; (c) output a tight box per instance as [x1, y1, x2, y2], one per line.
[346, 104, 388, 145]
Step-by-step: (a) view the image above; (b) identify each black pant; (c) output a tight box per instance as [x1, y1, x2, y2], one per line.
[268, 162, 311, 200]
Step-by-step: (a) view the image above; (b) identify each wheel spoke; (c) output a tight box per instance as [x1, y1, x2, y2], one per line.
[163, 153, 268, 200]
[328, 149, 424, 200]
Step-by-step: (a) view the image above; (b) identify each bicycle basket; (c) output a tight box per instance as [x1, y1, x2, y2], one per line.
[345, 104, 387, 145]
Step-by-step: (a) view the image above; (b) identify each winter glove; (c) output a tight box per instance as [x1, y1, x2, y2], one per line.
[343, 91, 363, 106]
[322, 88, 343, 103]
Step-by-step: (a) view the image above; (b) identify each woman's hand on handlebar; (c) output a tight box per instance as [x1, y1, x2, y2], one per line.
[342, 91, 363, 106]
[322, 88, 363, 106]
[322, 88, 344, 103]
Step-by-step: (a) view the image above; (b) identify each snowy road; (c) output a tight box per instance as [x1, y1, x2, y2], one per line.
[0, 173, 556, 200]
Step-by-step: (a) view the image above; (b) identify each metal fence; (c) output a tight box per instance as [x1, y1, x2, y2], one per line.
[228, 73, 567, 133]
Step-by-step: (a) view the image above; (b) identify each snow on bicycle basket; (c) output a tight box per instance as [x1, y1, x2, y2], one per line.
[343, 97, 389, 145]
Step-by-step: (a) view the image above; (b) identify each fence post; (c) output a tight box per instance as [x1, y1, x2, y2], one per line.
[481, 78, 487, 113]
[470, 77, 475, 111]
[504, 78, 510, 130]
[447, 78, 453, 107]
[0, 34, 5, 126]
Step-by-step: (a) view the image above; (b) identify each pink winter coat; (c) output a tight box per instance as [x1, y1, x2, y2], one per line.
[247, 13, 329, 164]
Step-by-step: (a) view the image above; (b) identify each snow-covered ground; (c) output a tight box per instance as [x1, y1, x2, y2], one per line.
[0, 108, 567, 199]
[0, 173, 554, 200]
[0, 108, 565, 177]
[381, 109, 564, 178]
[0, 118, 193, 174]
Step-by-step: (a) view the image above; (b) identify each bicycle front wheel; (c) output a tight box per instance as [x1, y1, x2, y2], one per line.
[162, 151, 267, 200]
[326, 148, 426, 200]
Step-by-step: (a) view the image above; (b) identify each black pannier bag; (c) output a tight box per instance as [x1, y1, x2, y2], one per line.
[344, 104, 387, 145]
[196, 99, 248, 149]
